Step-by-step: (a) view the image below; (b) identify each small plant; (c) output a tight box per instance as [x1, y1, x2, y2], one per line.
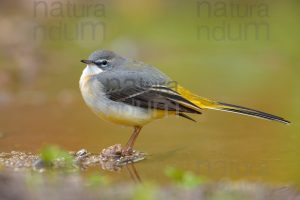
[165, 166, 205, 188]
[86, 172, 110, 187]
[133, 183, 156, 200]
[39, 145, 74, 170]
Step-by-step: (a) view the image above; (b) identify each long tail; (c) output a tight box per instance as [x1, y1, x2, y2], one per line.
[177, 86, 290, 124]
[207, 102, 290, 124]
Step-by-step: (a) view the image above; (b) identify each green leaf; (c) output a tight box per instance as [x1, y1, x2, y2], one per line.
[165, 166, 205, 188]
[40, 145, 74, 169]
[86, 172, 110, 187]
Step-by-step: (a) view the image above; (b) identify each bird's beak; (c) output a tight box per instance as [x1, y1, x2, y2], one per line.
[81, 60, 94, 64]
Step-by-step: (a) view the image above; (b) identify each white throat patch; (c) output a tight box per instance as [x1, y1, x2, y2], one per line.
[79, 64, 103, 88]
[81, 64, 103, 77]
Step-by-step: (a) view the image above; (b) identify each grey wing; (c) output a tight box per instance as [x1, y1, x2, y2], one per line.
[107, 85, 202, 114]
[96, 68, 202, 114]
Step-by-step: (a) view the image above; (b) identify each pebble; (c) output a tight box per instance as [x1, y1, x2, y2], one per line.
[75, 149, 88, 157]
[0, 146, 147, 172]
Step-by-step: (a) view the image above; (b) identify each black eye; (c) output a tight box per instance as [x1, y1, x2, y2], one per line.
[95, 59, 109, 67]
[101, 60, 108, 66]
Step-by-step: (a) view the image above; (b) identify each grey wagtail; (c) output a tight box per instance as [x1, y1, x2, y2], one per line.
[79, 50, 290, 156]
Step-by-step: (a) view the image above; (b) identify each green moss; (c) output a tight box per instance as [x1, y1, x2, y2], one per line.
[165, 166, 205, 188]
[40, 145, 74, 170]
[86, 172, 110, 187]
[133, 183, 156, 200]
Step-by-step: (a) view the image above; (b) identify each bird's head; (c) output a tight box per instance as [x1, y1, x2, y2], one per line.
[81, 50, 124, 75]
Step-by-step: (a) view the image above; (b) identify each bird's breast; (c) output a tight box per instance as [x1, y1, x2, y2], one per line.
[79, 74, 161, 126]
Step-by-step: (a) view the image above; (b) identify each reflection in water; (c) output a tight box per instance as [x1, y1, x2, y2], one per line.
[96, 144, 146, 172]
[0, 0, 298, 189]
[0, 149, 144, 185]
[0, 147, 146, 179]
[126, 164, 142, 184]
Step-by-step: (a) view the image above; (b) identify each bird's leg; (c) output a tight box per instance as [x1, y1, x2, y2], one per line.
[122, 126, 142, 156]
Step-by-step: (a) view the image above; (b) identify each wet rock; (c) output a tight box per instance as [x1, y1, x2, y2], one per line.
[32, 159, 46, 171]
[100, 144, 122, 160]
[0, 151, 39, 170]
[99, 144, 147, 171]
[75, 149, 88, 158]
[0, 146, 147, 172]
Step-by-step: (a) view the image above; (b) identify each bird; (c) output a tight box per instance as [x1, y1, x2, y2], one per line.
[79, 50, 290, 156]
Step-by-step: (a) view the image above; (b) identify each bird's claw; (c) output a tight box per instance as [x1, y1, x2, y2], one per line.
[121, 147, 133, 156]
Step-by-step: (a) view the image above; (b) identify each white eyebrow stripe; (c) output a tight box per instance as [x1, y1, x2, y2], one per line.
[96, 59, 109, 63]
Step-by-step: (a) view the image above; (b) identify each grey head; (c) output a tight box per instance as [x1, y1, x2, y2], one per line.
[80, 49, 175, 105]
[80, 50, 172, 88]
[81, 50, 125, 71]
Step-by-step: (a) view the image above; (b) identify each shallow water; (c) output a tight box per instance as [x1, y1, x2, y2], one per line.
[0, 99, 298, 186]
[0, 0, 299, 188]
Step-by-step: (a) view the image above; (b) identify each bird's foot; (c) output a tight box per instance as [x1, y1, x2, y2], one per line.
[121, 147, 133, 157]
[99, 144, 147, 168]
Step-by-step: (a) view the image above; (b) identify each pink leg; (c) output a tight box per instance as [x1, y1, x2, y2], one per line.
[122, 126, 142, 156]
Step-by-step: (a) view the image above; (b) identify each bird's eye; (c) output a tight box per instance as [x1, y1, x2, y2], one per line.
[101, 60, 108, 66]
[95, 59, 109, 67]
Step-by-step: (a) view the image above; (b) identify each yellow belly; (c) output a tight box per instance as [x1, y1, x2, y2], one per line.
[97, 107, 175, 127]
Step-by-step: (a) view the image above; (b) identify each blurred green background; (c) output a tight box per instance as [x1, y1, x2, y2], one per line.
[0, 0, 299, 185]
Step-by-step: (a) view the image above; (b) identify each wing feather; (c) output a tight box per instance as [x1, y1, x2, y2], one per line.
[106, 85, 202, 114]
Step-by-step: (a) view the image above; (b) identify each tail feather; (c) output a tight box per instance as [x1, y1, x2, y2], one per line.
[215, 102, 290, 124]
[176, 86, 290, 124]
